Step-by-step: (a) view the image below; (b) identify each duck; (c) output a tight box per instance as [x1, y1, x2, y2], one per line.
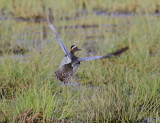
[46, 10, 129, 83]
[60, 45, 81, 74]
[54, 45, 81, 83]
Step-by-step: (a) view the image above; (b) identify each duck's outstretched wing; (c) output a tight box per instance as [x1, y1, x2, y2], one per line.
[46, 9, 71, 59]
[78, 46, 129, 62]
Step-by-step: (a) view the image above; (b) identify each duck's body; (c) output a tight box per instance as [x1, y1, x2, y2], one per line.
[55, 61, 80, 83]
[55, 63, 73, 83]
[55, 45, 81, 83]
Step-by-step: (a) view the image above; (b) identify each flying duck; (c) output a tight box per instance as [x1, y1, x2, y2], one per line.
[46, 9, 129, 83]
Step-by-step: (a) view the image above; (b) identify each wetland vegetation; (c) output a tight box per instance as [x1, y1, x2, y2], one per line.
[0, 0, 160, 122]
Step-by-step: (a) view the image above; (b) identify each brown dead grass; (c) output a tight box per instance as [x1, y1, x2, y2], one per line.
[14, 108, 70, 123]
[14, 108, 43, 123]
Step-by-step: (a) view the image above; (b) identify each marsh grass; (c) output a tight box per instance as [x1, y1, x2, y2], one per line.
[1, 0, 160, 19]
[0, 2, 160, 122]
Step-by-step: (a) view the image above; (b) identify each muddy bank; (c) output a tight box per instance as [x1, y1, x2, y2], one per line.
[0, 46, 29, 56]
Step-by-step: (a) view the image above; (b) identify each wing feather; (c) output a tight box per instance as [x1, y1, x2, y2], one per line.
[46, 9, 71, 59]
[78, 46, 129, 62]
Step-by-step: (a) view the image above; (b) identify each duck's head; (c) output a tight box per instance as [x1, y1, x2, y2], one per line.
[70, 45, 81, 54]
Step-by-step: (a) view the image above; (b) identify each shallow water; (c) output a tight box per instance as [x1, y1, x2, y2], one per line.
[0, 12, 159, 65]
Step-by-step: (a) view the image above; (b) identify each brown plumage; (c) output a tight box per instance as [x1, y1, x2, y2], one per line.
[55, 63, 73, 83]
